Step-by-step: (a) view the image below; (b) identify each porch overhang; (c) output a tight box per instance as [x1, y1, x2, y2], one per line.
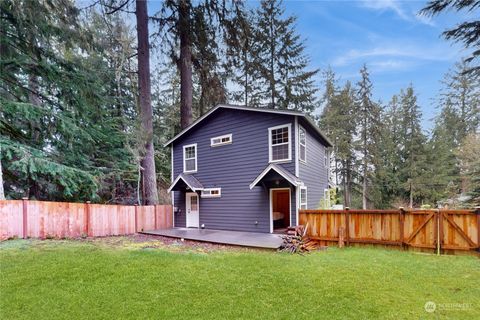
[249, 164, 302, 189]
[168, 173, 204, 193]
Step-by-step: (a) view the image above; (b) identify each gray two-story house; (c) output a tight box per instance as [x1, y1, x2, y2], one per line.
[166, 104, 332, 234]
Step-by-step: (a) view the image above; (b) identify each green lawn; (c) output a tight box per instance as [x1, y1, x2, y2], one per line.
[1, 238, 479, 320]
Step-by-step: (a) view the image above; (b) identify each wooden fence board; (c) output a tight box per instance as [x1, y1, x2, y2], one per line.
[27, 201, 86, 238]
[300, 209, 478, 254]
[137, 205, 156, 232]
[0, 200, 23, 239]
[0, 200, 172, 239]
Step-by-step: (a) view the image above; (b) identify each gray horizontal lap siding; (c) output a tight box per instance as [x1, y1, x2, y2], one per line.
[172, 108, 296, 232]
[298, 118, 329, 209]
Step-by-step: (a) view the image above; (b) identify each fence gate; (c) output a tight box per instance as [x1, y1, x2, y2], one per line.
[403, 210, 479, 253]
[404, 210, 437, 250]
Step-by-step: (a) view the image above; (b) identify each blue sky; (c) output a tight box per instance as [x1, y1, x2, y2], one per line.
[111, 0, 472, 130]
[275, 0, 473, 130]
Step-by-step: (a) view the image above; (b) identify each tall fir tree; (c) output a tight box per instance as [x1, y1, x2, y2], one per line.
[225, 7, 263, 106]
[318, 68, 340, 185]
[371, 95, 402, 208]
[319, 79, 357, 207]
[399, 85, 429, 208]
[439, 61, 480, 141]
[456, 133, 480, 206]
[135, 0, 159, 205]
[1, 0, 136, 202]
[354, 65, 382, 209]
[255, 0, 318, 112]
[153, 0, 239, 128]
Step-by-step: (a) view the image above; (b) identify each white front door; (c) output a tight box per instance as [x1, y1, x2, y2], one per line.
[186, 192, 199, 228]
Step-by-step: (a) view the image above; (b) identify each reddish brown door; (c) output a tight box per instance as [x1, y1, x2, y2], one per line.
[272, 189, 290, 229]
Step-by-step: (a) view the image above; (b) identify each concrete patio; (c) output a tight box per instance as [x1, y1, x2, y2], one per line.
[140, 228, 284, 249]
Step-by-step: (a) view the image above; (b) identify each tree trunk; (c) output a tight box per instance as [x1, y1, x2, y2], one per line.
[244, 47, 248, 106]
[342, 163, 348, 208]
[409, 179, 413, 208]
[269, 2, 275, 108]
[136, 0, 158, 205]
[344, 159, 352, 208]
[179, 0, 193, 129]
[28, 74, 41, 199]
[362, 159, 367, 209]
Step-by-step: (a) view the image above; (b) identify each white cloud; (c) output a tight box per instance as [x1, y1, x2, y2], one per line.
[360, 0, 409, 20]
[359, 0, 435, 26]
[332, 43, 458, 68]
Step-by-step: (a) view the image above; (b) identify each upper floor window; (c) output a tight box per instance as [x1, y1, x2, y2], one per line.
[183, 143, 197, 173]
[300, 186, 307, 209]
[299, 126, 306, 163]
[268, 124, 291, 163]
[211, 134, 232, 147]
[324, 149, 329, 167]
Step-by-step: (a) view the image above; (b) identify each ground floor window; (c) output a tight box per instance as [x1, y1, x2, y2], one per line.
[201, 188, 221, 198]
[300, 187, 307, 209]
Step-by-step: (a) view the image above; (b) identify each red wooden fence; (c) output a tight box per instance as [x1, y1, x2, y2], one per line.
[0, 199, 172, 240]
[300, 208, 480, 254]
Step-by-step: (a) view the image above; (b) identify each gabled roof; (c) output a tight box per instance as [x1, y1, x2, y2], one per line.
[164, 104, 332, 147]
[167, 173, 204, 193]
[249, 164, 303, 189]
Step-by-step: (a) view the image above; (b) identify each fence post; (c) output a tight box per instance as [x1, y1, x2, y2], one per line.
[22, 197, 28, 239]
[154, 205, 158, 230]
[476, 207, 480, 252]
[399, 207, 405, 249]
[85, 201, 91, 237]
[435, 209, 441, 256]
[345, 207, 350, 247]
[134, 204, 138, 233]
[338, 227, 345, 248]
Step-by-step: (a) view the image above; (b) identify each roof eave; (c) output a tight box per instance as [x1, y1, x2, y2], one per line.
[249, 164, 301, 189]
[167, 174, 204, 193]
[164, 104, 333, 148]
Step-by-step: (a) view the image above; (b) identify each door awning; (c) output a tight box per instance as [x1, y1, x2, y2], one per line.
[249, 164, 302, 189]
[168, 173, 204, 193]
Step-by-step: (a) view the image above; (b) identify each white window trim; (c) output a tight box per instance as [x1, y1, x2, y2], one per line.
[324, 149, 329, 168]
[183, 143, 197, 173]
[268, 123, 292, 163]
[210, 134, 232, 147]
[201, 188, 222, 198]
[299, 125, 307, 163]
[300, 186, 307, 210]
[294, 116, 299, 177]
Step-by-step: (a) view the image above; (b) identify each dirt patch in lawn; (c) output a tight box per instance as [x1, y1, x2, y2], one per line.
[1, 234, 264, 254]
[87, 234, 250, 253]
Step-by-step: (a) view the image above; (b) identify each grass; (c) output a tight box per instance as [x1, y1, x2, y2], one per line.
[1, 238, 479, 320]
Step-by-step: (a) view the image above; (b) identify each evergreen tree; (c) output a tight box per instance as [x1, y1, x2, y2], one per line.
[191, 5, 227, 116]
[421, 1, 480, 74]
[398, 85, 429, 208]
[255, 0, 318, 112]
[318, 68, 340, 184]
[1, 1, 138, 203]
[225, 8, 263, 106]
[428, 102, 462, 204]
[370, 96, 402, 208]
[135, 0, 159, 205]
[354, 65, 382, 209]
[456, 133, 480, 206]
[153, 0, 239, 128]
[439, 61, 480, 141]
[319, 79, 357, 207]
